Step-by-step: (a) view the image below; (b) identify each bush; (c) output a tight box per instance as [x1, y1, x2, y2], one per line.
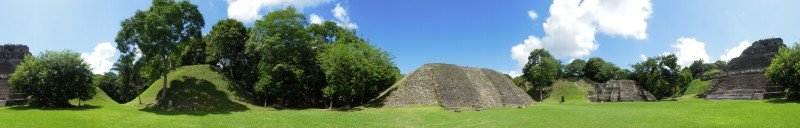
[9, 51, 95, 107]
[765, 43, 800, 100]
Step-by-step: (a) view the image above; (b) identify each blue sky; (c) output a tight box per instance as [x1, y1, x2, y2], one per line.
[1, 0, 799, 75]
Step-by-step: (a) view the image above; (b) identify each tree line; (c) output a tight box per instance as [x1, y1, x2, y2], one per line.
[515, 48, 733, 101]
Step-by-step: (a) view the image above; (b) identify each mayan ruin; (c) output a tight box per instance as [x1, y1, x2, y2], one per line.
[0, 44, 30, 106]
[587, 80, 656, 102]
[375, 63, 534, 110]
[703, 38, 786, 99]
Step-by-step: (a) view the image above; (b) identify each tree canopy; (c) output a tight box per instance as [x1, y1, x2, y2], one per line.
[765, 43, 800, 100]
[115, 0, 205, 101]
[9, 51, 95, 107]
[631, 54, 693, 99]
[521, 49, 560, 101]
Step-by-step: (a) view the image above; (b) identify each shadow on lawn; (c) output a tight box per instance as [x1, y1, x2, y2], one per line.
[8, 105, 101, 111]
[765, 99, 800, 104]
[139, 77, 248, 116]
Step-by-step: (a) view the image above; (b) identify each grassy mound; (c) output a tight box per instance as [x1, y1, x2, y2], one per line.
[542, 79, 591, 103]
[69, 86, 116, 106]
[685, 79, 712, 95]
[125, 65, 248, 112]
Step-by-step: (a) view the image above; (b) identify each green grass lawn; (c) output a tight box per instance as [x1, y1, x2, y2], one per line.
[1, 66, 798, 127]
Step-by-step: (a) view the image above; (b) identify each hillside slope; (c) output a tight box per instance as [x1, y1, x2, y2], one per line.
[70, 86, 116, 106]
[125, 65, 250, 112]
[542, 79, 591, 104]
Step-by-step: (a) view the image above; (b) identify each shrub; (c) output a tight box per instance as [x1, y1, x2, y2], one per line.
[9, 51, 95, 107]
[765, 43, 800, 100]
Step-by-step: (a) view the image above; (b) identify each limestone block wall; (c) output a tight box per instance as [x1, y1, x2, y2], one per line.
[588, 80, 655, 102]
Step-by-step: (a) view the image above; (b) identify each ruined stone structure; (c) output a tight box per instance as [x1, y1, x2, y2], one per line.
[703, 38, 785, 99]
[0, 44, 29, 106]
[587, 80, 656, 102]
[375, 63, 534, 110]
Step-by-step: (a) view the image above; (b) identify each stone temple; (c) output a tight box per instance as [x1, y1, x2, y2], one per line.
[0, 44, 29, 106]
[374, 63, 534, 110]
[587, 80, 656, 102]
[703, 38, 785, 99]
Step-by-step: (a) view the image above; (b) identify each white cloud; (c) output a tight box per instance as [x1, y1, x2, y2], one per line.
[226, 0, 332, 23]
[671, 37, 710, 67]
[309, 13, 324, 24]
[510, 0, 652, 67]
[507, 71, 523, 77]
[639, 54, 647, 61]
[331, 3, 358, 29]
[527, 10, 538, 20]
[81, 42, 118, 74]
[720, 40, 750, 62]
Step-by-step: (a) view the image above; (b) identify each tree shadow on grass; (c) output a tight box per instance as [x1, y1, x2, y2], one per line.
[139, 77, 248, 116]
[765, 99, 799, 104]
[8, 105, 101, 111]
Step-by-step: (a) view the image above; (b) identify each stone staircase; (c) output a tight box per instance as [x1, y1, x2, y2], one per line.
[704, 70, 783, 100]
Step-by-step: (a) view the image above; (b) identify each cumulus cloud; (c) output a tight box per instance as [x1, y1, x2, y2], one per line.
[331, 3, 358, 29]
[639, 54, 647, 61]
[511, 0, 652, 67]
[507, 71, 523, 77]
[309, 13, 324, 24]
[671, 37, 710, 67]
[226, 0, 332, 23]
[720, 40, 751, 62]
[527, 10, 538, 20]
[81, 42, 118, 74]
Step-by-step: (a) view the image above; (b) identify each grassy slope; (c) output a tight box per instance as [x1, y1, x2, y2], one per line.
[685, 79, 712, 95]
[1, 72, 799, 127]
[68, 87, 116, 106]
[542, 79, 591, 104]
[124, 65, 255, 110]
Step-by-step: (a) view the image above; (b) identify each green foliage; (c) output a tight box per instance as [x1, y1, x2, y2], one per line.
[584, 57, 617, 83]
[563, 59, 586, 78]
[94, 72, 125, 103]
[205, 19, 259, 102]
[115, 0, 205, 102]
[765, 43, 800, 100]
[9, 51, 95, 107]
[631, 54, 693, 99]
[245, 7, 325, 107]
[522, 49, 560, 100]
[688, 59, 708, 78]
[318, 40, 401, 107]
[542, 80, 590, 103]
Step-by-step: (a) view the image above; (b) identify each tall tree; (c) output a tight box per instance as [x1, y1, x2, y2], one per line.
[205, 19, 259, 102]
[115, 0, 204, 101]
[584, 57, 614, 83]
[631, 54, 692, 99]
[563, 59, 586, 78]
[688, 59, 708, 78]
[246, 7, 325, 107]
[522, 49, 560, 101]
[765, 43, 800, 100]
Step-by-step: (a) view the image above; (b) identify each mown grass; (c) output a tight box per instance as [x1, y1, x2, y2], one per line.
[0, 67, 798, 127]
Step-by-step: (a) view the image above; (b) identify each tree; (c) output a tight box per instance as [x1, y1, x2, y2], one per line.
[95, 72, 122, 103]
[765, 43, 800, 100]
[688, 59, 709, 78]
[246, 7, 326, 107]
[115, 0, 204, 101]
[584, 57, 614, 83]
[318, 39, 401, 108]
[563, 59, 586, 78]
[205, 19, 259, 102]
[711, 60, 727, 70]
[9, 51, 95, 107]
[630, 54, 692, 99]
[522, 49, 560, 101]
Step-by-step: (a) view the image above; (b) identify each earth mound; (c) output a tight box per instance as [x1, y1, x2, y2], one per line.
[126, 65, 248, 112]
[375, 63, 534, 110]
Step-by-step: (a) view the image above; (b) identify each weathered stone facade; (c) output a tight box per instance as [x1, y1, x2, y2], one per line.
[587, 80, 656, 102]
[375, 63, 534, 110]
[703, 38, 785, 100]
[0, 44, 29, 106]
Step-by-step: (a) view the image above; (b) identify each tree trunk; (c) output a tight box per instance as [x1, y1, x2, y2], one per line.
[539, 89, 543, 101]
[263, 91, 267, 107]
